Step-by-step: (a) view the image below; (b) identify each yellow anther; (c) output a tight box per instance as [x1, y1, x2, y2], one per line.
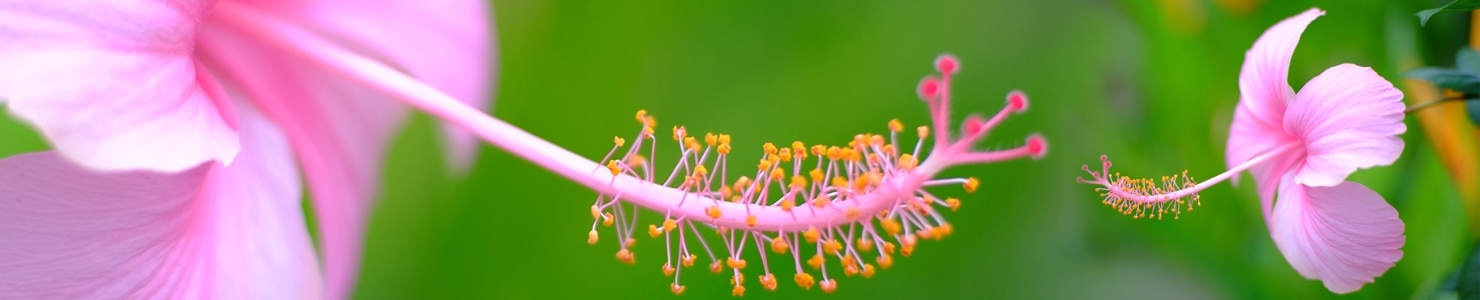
[853, 174, 871, 192]
[771, 236, 789, 253]
[682, 254, 696, 267]
[642, 125, 655, 137]
[917, 125, 929, 139]
[881, 242, 896, 255]
[877, 254, 893, 269]
[602, 212, 615, 227]
[684, 136, 700, 151]
[916, 226, 935, 240]
[635, 110, 647, 123]
[820, 279, 838, 293]
[613, 136, 625, 147]
[648, 224, 663, 238]
[881, 217, 901, 236]
[735, 177, 751, 191]
[770, 168, 785, 182]
[964, 177, 980, 193]
[757, 159, 771, 171]
[718, 144, 732, 155]
[845, 207, 861, 219]
[718, 134, 731, 146]
[888, 119, 904, 132]
[779, 151, 792, 162]
[795, 273, 816, 290]
[707, 205, 723, 219]
[672, 126, 684, 141]
[899, 154, 918, 171]
[760, 273, 778, 291]
[807, 253, 825, 269]
[732, 285, 746, 297]
[710, 260, 723, 274]
[645, 116, 657, 128]
[727, 257, 748, 270]
[857, 238, 874, 252]
[624, 154, 646, 169]
[789, 176, 807, 189]
[901, 235, 917, 257]
[846, 149, 863, 162]
[869, 134, 885, 147]
[826, 146, 841, 160]
[763, 142, 778, 155]
[862, 264, 877, 278]
[811, 145, 826, 156]
[616, 249, 636, 265]
[804, 227, 820, 243]
[812, 195, 831, 209]
[694, 165, 708, 177]
[606, 160, 621, 176]
[746, 215, 757, 227]
[843, 263, 859, 276]
[936, 223, 954, 237]
[792, 141, 807, 155]
[671, 283, 686, 295]
[590, 205, 601, 219]
[705, 132, 718, 146]
[663, 263, 675, 276]
[780, 195, 795, 212]
[823, 239, 842, 255]
[625, 238, 637, 248]
[831, 176, 848, 190]
[720, 185, 734, 200]
[664, 218, 678, 233]
[587, 230, 599, 245]
[853, 134, 867, 148]
[809, 169, 825, 183]
[945, 197, 961, 211]
[882, 144, 896, 156]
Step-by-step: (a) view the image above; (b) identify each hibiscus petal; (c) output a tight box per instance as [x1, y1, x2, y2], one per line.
[0, 98, 320, 299]
[1285, 64, 1406, 187]
[1226, 101, 1302, 218]
[209, 100, 324, 298]
[235, 0, 495, 174]
[0, 152, 213, 298]
[1270, 176, 1404, 294]
[0, 0, 240, 172]
[198, 3, 411, 297]
[1237, 8, 1322, 128]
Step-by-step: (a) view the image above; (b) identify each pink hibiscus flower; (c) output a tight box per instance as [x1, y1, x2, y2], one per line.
[0, 0, 493, 298]
[1079, 8, 1405, 293]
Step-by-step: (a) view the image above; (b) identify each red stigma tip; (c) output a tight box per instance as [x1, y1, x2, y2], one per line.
[1006, 90, 1028, 113]
[917, 77, 941, 101]
[935, 54, 959, 74]
[962, 114, 986, 136]
[1026, 134, 1047, 159]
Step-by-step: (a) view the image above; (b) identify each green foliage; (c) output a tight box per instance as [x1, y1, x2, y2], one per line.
[1418, 0, 1480, 26]
[1462, 241, 1480, 300]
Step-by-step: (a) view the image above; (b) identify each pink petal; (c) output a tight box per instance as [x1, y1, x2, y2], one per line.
[1285, 64, 1406, 187]
[0, 99, 320, 299]
[229, 0, 496, 174]
[198, 4, 411, 296]
[1237, 8, 1322, 130]
[0, 152, 214, 298]
[1226, 102, 1303, 219]
[209, 100, 324, 298]
[1269, 175, 1404, 294]
[0, 0, 241, 172]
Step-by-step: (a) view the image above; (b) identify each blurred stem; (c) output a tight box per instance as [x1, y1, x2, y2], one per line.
[1405, 96, 1479, 114]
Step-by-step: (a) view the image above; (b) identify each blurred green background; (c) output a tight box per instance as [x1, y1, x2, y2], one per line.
[352, 0, 1474, 299]
[1, 0, 1473, 299]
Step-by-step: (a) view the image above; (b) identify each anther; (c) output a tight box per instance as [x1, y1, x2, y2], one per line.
[804, 227, 820, 243]
[648, 224, 663, 238]
[710, 260, 723, 274]
[857, 238, 874, 252]
[663, 263, 676, 276]
[732, 285, 745, 297]
[602, 212, 615, 227]
[613, 136, 625, 147]
[823, 239, 843, 255]
[917, 125, 929, 139]
[964, 177, 980, 193]
[862, 264, 877, 278]
[587, 230, 599, 245]
[760, 273, 778, 291]
[877, 255, 894, 269]
[945, 197, 961, 211]
[808, 254, 826, 269]
[671, 283, 686, 295]
[746, 215, 757, 227]
[796, 273, 816, 290]
[771, 236, 789, 253]
[707, 205, 723, 219]
[888, 119, 904, 132]
[683, 254, 696, 267]
[820, 279, 838, 293]
[616, 249, 636, 265]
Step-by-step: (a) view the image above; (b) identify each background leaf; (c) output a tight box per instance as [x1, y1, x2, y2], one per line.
[1405, 68, 1480, 95]
[1418, 0, 1480, 26]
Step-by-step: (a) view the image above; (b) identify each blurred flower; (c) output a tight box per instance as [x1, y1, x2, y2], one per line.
[0, 0, 492, 298]
[1080, 8, 1406, 293]
[583, 55, 1047, 294]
